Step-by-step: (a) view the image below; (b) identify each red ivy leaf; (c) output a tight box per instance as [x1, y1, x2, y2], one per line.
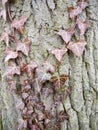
[42, 61, 55, 73]
[8, 80, 16, 92]
[0, 30, 9, 46]
[57, 27, 75, 43]
[36, 67, 51, 83]
[3, 66, 20, 77]
[68, 6, 82, 19]
[51, 48, 67, 62]
[18, 118, 27, 130]
[5, 48, 18, 62]
[77, 1, 88, 10]
[67, 39, 87, 57]
[16, 100, 25, 110]
[2, 0, 8, 6]
[16, 39, 30, 56]
[76, 18, 89, 35]
[0, 9, 6, 21]
[26, 62, 38, 77]
[11, 16, 27, 33]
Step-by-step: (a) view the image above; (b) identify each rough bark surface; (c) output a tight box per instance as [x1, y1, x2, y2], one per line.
[0, 0, 98, 130]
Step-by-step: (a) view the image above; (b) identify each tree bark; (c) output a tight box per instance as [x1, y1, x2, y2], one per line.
[0, 0, 98, 130]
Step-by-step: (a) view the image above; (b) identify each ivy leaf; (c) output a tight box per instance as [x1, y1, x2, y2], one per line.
[16, 100, 25, 110]
[51, 48, 67, 62]
[2, 0, 8, 6]
[8, 80, 16, 92]
[76, 18, 89, 35]
[16, 39, 30, 56]
[26, 62, 38, 77]
[18, 118, 27, 130]
[5, 47, 18, 62]
[11, 16, 27, 34]
[0, 30, 9, 46]
[57, 27, 75, 43]
[0, 9, 6, 21]
[77, 1, 88, 10]
[36, 67, 51, 83]
[42, 61, 55, 73]
[3, 65, 20, 77]
[68, 6, 82, 19]
[67, 39, 87, 57]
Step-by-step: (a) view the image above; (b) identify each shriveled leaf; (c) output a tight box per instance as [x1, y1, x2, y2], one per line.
[51, 75, 68, 91]
[18, 118, 27, 130]
[67, 39, 87, 57]
[42, 61, 55, 73]
[0, 30, 9, 46]
[76, 18, 89, 35]
[3, 65, 20, 77]
[51, 48, 67, 62]
[2, 0, 8, 6]
[16, 100, 25, 110]
[11, 16, 27, 33]
[0, 8, 6, 21]
[16, 39, 30, 56]
[68, 6, 82, 19]
[77, 1, 88, 10]
[5, 48, 18, 62]
[57, 27, 75, 43]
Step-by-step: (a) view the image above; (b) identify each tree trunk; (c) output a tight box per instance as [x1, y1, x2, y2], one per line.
[0, 0, 98, 130]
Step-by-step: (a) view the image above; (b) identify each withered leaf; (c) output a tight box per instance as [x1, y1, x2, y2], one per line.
[51, 75, 68, 89]
[67, 39, 87, 57]
[16, 39, 30, 56]
[51, 48, 67, 62]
